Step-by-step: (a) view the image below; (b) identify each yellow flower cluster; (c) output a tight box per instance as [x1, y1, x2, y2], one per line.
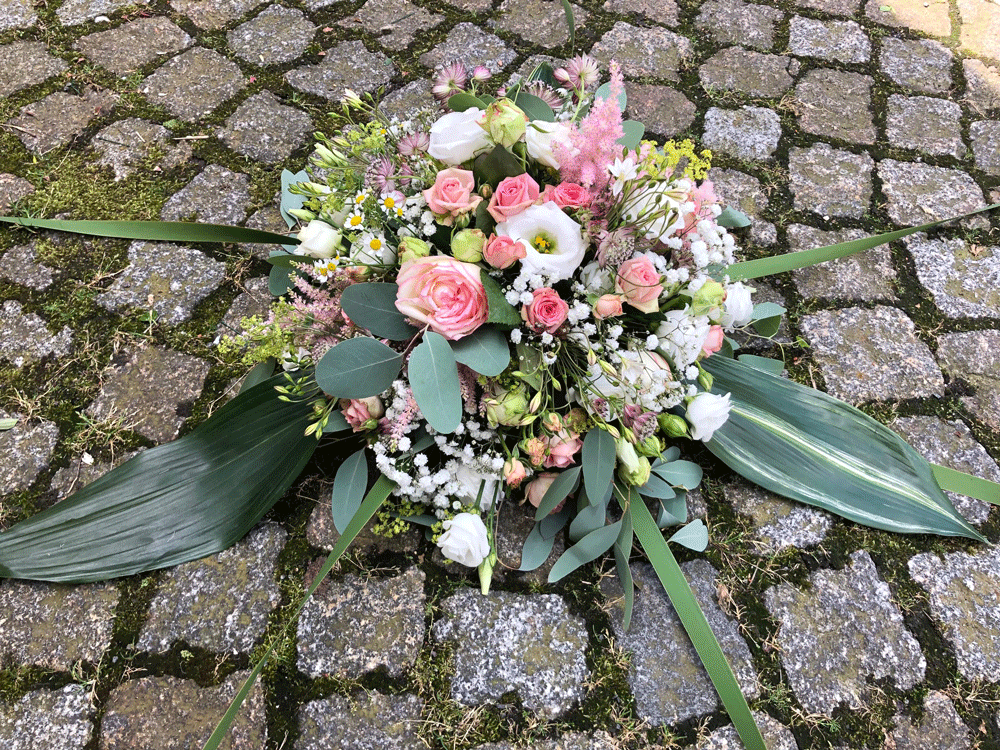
[640, 139, 713, 181]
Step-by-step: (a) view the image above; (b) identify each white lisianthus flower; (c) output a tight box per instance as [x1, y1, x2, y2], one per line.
[524, 120, 572, 169]
[295, 219, 342, 259]
[437, 512, 491, 567]
[428, 108, 492, 165]
[685, 391, 731, 442]
[579, 260, 612, 293]
[496, 202, 587, 282]
[721, 282, 754, 329]
[622, 180, 687, 242]
[454, 464, 501, 510]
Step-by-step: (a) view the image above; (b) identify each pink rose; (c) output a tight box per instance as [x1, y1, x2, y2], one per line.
[339, 397, 384, 432]
[487, 173, 540, 222]
[541, 182, 592, 210]
[503, 458, 530, 488]
[593, 294, 625, 320]
[525, 472, 564, 513]
[395, 256, 488, 340]
[521, 287, 569, 334]
[615, 256, 663, 314]
[483, 234, 526, 269]
[702, 325, 725, 357]
[543, 429, 583, 469]
[523, 437, 548, 467]
[423, 168, 481, 226]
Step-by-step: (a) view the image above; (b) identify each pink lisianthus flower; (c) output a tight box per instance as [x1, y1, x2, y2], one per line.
[543, 430, 583, 468]
[615, 256, 663, 314]
[701, 325, 725, 357]
[487, 173, 541, 222]
[541, 182, 592, 210]
[423, 168, 481, 226]
[339, 396, 385, 432]
[521, 287, 569, 334]
[482, 234, 526, 269]
[395, 256, 488, 340]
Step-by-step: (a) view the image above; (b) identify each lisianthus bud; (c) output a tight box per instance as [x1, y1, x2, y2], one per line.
[616, 438, 651, 485]
[637, 436, 663, 458]
[658, 413, 689, 438]
[451, 228, 486, 263]
[486, 387, 530, 427]
[288, 207, 317, 222]
[691, 280, 726, 320]
[479, 99, 528, 147]
[397, 236, 431, 264]
[698, 369, 714, 391]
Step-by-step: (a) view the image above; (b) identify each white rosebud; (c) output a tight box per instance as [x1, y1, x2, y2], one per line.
[437, 513, 491, 567]
[524, 120, 572, 169]
[721, 282, 754, 329]
[685, 391, 731, 442]
[295, 219, 342, 259]
[427, 108, 492, 166]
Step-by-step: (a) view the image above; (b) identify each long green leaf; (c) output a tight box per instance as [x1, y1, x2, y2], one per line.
[0, 216, 297, 246]
[409, 331, 462, 433]
[331, 448, 368, 533]
[315, 338, 402, 399]
[0, 376, 317, 582]
[703, 356, 986, 541]
[560, 0, 575, 49]
[931, 464, 1000, 506]
[582, 428, 616, 507]
[633, 499, 766, 750]
[340, 283, 419, 341]
[450, 326, 511, 377]
[612, 503, 634, 631]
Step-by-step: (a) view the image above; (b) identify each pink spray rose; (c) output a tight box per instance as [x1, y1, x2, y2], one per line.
[541, 182, 592, 210]
[339, 397, 385, 432]
[483, 234, 526, 269]
[615, 256, 663, 314]
[395, 256, 488, 340]
[522, 437, 548, 467]
[525, 472, 563, 513]
[543, 429, 583, 468]
[521, 287, 569, 334]
[423, 168, 481, 226]
[487, 173, 540, 222]
[593, 293, 625, 320]
[503, 458, 530, 488]
[702, 325, 725, 357]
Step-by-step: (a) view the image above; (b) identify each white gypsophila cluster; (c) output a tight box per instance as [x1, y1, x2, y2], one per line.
[655, 309, 711, 370]
[578, 346, 684, 415]
[687, 217, 736, 270]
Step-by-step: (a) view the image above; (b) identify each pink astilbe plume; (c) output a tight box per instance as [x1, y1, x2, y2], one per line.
[276, 272, 358, 360]
[554, 61, 625, 192]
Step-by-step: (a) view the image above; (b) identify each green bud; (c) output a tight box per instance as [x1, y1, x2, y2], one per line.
[398, 236, 431, 265]
[480, 98, 528, 148]
[451, 228, 486, 263]
[485, 388, 530, 427]
[637, 436, 663, 458]
[698, 369, 714, 391]
[288, 207, 317, 222]
[658, 413, 689, 438]
[691, 279, 726, 320]
[616, 438, 651, 485]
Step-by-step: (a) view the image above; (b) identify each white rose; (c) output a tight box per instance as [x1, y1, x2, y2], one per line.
[622, 180, 686, 242]
[295, 220, 342, 259]
[495, 202, 587, 282]
[454, 464, 501, 510]
[721, 282, 754, 329]
[524, 120, 572, 169]
[685, 391, 731, 442]
[428, 108, 492, 166]
[437, 512, 491, 567]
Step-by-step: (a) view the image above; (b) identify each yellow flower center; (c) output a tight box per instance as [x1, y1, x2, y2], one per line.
[350, 215, 363, 226]
[383, 197, 395, 209]
[369, 238, 382, 250]
[532, 233, 555, 253]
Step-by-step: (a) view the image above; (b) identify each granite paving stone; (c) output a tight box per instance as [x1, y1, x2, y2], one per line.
[218, 91, 312, 163]
[139, 47, 246, 121]
[85, 345, 211, 443]
[603, 0, 679, 27]
[864, 0, 951, 37]
[289, 40, 397, 101]
[137, 524, 286, 654]
[624, 83, 695, 138]
[789, 224, 896, 301]
[306, 500, 423, 555]
[723, 480, 832, 553]
[7, 88, 118, 155]
[699, 48, 795, 98]
[244, 198, 292, 261]
[49, 450, 139, 503]
[0, 174, 34, 212]
[101, 672, 266, 750]
[693, 0, 783, 51]
[380, 80, 437, 121]
[765, 550, 926, 715]
[228, 5, 315, 65]
[168, 0, 265, 30]
[91, 118, 194, 181]
[707, 168, 776, 246]
[57, 0, 149, 27]
[75, 17, 192, 76]
[795, 0, 858, 14]
[937, 330, 1000, 434]
[160, 164, 252, 226]
[590, 22, 693, 81]
[878, 160, 988, 228]
[788, 17, 870, 63]
[0, 301, 73, 368]
[903, 234, 1000, 318]
[0, 410, 60, 496]
[888, 690, 972, 750]
[909, 546, 1000, 682]
[0, 578, 118, 669]
[0, 0, 36, 32]
[215, 276, 271, 342]
[702, 106, 781, 162]
[788, 143, 873, 219]
[957, 0, 1000, 63]
[341, 0, 444, 50]
[493, 0, 587, 49]
[970, 120, 1000, 175]
[696, 712, 797, 750]
[604, 561, 758, 724]
[419, 23, 516, 75]
[95, 241, 226, 325]
[880, 37, 954, 95]
[296, 692, 423, 750]
[0, 686, 94, 750]
[800, 306, 944, 403]
[886, 95, 965, 159]
[474, 733, 618, 750]
[964, 59, 1000, 115]
[0, 242, 56, 290]
[297, 566, 425, 678]
[0, 41, 67, 98]
[795, 69, 875, 144]
[491, 498, 567, 585]
[433, 589, 589, 717]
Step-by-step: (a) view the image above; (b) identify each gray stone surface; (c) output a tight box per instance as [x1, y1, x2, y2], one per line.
[880, 37, 954, 95]
[218, 91, 311, 163]
[494, 0, 586, 49]
[7, 88, 117, 155]
[160, 164, 252, 226]
[297, 566, 425, 678]
[137, 524, 286, 654]
[694, 0, 783, 51]
[603, 0, 678, 27]
[341, 0, 445, 49]
[703, 106, 781, 162]
[473, 733, 618, 750]
[419, 23, 515, 75]
[57, 0, 148, 26]
[696, 712, 797, 750]
[794, 0, 858, 15]
[296, 692, 423, 750]
[590, 22, 693, 81]
[889, 690, 972, 750]
[244, 197, 293, 261]
[699, 48, 794, 98]
[903, 234, 1000, 318]
[306, 500, 423, 554]
[75, 17, 192, 75]
[795, 69, 875, 144]
[605, 561, 759, 724]
[964, 59, 1000, 116]
[0, 301, 73, 368]
[0, 410, 59, 495]
[380, 80, 437, 121]
[91, 118, 193, 181]
[909, 546, 1000, 682]
[140, 47, 245, 121]
[0, 242, 56, 290]
[878, 160, 988, 228]
[95, 240, 226, 325]
[887, 95, 965, 158]
[788, 17, 870, 63]
[216, 277, 271, 341]
[0, 578, 118, 669]
[0, 685, 94, 750]
[800, 306, 944, 403]
[971, 120, 1000, 174]
[49, 450, 139, 502]
[228, 5, 315, 65]
[85, 345, 211, 443]
[788, 142, 873, 219]
[708, 168, 776, 246]
[433, 590, 589, 717]
[723, 480, 832, 552]
[101, 672, 266, 750]
[624, 83, 695, 138]
[789, 224, 895, 301]
[491, 498, 567, 585]
[0, 0, 35, 32]
[766, 550, 926, 715]
[289, 40, 397, 100]
[0, 174, 34, 212]
[937, 330, 1000, 433]
[0, 41, 67, 98]
[168, 0, 264, 30]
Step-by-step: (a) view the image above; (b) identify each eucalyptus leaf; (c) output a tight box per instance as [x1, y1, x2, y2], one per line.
[617, 120, 645, 149]
[481, 271, 522, 328]
[655, 495, 688, 528]
[613, 506, 635, 630]
[324, 410, 350, 433]
[582, 429, 616, 507]
[717, 207, 752, 229]
[514, 340, 544, 390]
[548, 519, 622, 583]
[280, 169, 309, 229]
[409, 331, 462, 434]
[268, 264, 294, 296]
[267, 250, 308, 268]
[513, 93, 555, 122]
[519, 523, 556, 571]
[668, 519, 708, 551]
[595, 81, 626, 112]
[450, 327, 511, 377]
[331, 448, 368, 533]
[637, 472, 677, 500]
[397, 513, 438, 527]
[560, 0, 575, 49]
[535, 466, 581, 520]
[651, 460, 703, 490]
[315, 338, 402, 399]
[448, 92, 486, 112]
[751, 302, 785, 320]
[569, 489, 609, 542]
[341, 283, 419, 341]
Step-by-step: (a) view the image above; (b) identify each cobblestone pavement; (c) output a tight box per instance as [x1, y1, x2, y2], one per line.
[1, 0, 1000, 748]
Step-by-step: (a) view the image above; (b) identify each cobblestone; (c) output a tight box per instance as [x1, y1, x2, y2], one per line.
[0, 241, 56, 291]
[228, 5, 315, 65]
[296, 693, 423, 750]
[903, 234, 1000, 318]
[0, 301, 73, 368]
[788, 17, 870, 63]
[604, 0, 678, 26]
[880, 37, 954, 95]
[492, 0, 585, 49]
[788, 143, 873, 219]
[57, 0, 148, 27]
[91, 118, 193, 181]
[702, 106, 781, 161]
[886, 95, 965, 158]
[878, 160, 988, 228]
[624, 84, 695, 137]
[140, 47, 245, 121]
[590, 22, 692, 81]
[971, 120, 1000, 175]
[0, 0, 35, 32]
[789, 224, 895, 301]
[937, 330, 1000, 434]
[0, 686, 93, 750]
[699, 48, 794, 98]
[722, 480, 832, 552]
[694, 0, 783, 51]
[419, 24, 515, 75]
[160, 165, 252, 226]
[218, 91, 312, 163]
[0, 42, 67, 98]
[796, 69, 875, 144]
[289, 40, 397, 100]
[75, 17, 192, 76]
[7, 88, 117, 155]
[0, 410, 60, 496]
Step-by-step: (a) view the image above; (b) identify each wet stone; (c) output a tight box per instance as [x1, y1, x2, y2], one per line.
[0, 41, 67, 98]
[85, 345, 211, 443]
[903, 234, 1000, 318]
[0, 410, 59, 495]
[101, 672, 266, 750]
[75, 17, 192, 76]
[624, 83, 695, 138]
[297, 566, 425, 678]
[168, 0, 264, 30]
[161, 164, 252, 226]
[788, 143, 873, 219]
[296, 692, 423, 750]
[0, 578, 118, 669]
[865, 0, 951, 37]
[909, 546, 1000, 683]
[140, 47, 245, 121]
[604, 561, 759, 724]
[937, 330, 1000, 434]
[492, 498, 566, 586]
[0, 174, 34, 212]
[889, 416, 996, 525]
[95, 240, 226, 325]
[590, 22, 693, 81]
[699, 48, 794, 98]
[971, 120, 1000, 175]
[341, 0, 444, 50]
[694, 0, 783, 51]
[964, 59, 1000, 116]
[0, 301, 73, 368]
[474, 733, 618, 750]
[0, 685, 94, 750]
[795, 69, 874, 144]
[889, 690, 972, 750]
[57, 0, 149, 26]
[880, 37, 954, 95]
[218, 91, 311, 164]
[788, 17, 870, 63]
[91, 118, 193, 181]
[789, 224, 895, 302]
[228, 5, 315, 65]
[878, 160, 988, 229]
[306, 500, 423, 555]
[216, 277, 271, 342]
[0, 0, 36, 32]
[765, 550, 926, 715]
[603, 0, 679, 27]
[696, 712, 797, 750]
[0, 241, 56, 291]
[886, 95, 965, 158]
[433, 590, 589, 717]
[723, 480, 832, 553]
[419, 23, 515, 75]
[800, 306, 943, 403]
[493, 0, 586, 49]
[7, 88, 117, 155]
[702, 106, 781, 162]
[289, 40, 397, 100]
